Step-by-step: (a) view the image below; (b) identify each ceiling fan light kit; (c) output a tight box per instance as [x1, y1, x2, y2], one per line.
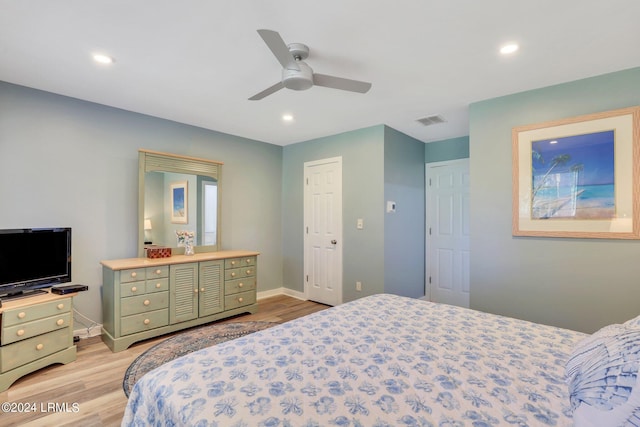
[249, 29, 371, 100]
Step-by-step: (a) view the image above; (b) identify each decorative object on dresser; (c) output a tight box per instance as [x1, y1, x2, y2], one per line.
[144, 245, 171, 259]
[101, 251, 258, 352]
[0, 291, 77, 391]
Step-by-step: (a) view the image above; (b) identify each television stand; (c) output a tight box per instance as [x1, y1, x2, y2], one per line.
[0, 289, 48, 302]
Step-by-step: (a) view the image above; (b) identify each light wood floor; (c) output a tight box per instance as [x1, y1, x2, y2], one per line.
[0, 295, 329, 427]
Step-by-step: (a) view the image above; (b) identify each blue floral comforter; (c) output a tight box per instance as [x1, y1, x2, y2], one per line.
[122, 294, 585, 426]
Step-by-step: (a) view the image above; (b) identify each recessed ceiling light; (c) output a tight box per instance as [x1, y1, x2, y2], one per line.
[499, 43, 519, 55]
[93, 54, 114, 64]
[282, 114, 294, 122]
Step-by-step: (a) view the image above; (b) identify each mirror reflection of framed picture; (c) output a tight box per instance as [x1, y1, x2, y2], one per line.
[170, 181, 188, 224]
[512, 106, 640, 239]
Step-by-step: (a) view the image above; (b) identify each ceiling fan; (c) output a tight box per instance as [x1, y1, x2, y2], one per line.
[249, 29, 372, 101]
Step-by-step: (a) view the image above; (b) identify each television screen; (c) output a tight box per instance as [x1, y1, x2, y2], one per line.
[0, 228, 71, 295]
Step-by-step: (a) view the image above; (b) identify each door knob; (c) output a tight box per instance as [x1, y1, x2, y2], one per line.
[331, 240, 337, 245]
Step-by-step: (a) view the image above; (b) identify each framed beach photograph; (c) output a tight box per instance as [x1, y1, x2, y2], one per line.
[512, 106, 640, 239]
[170, 181, 188, 224]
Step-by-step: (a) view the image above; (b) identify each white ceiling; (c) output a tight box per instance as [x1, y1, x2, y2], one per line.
[1, 1, 639, 146]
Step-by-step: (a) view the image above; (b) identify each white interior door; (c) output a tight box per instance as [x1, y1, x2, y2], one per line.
[426, 159, 470, 308]
[304, 157, 343, 306]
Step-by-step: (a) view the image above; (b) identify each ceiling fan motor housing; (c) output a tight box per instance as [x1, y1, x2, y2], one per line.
[282, 61, 313, 90]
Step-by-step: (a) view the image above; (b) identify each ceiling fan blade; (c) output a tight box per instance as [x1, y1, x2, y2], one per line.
[248, 81, 285, 101]
[257, 29, 299, 71]
[313, 73, 372, 93]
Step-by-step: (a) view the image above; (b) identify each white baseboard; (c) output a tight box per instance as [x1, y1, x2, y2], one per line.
[257, 287, 306, 301]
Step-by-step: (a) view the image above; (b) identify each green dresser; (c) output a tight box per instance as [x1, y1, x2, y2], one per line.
[101, 250, 259, 352]
[0, 292, 77, 391]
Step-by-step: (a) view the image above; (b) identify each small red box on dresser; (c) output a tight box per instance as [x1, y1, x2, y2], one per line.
[145, 246, 172, 259]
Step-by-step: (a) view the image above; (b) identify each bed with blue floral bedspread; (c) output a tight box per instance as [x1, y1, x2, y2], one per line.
[122, 293, 588, 426]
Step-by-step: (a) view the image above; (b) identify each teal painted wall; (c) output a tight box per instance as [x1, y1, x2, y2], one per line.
[282, 126, 386, 302]
[0, 81, 283, 324]
[469, 67, 640, 333]
[425, 136, 469, 162]
[384, 126, 425, 298]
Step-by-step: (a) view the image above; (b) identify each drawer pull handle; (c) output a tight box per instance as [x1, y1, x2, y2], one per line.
[231, 272, 236, 277]
[246, 258, 252, 263]
[36, 343, 44, 351]
[155, 269, 162, 275]
[231, 261, 236, 266]
[246, 270, 252, 275]
[16, 329, 25, 337]
[194, 288, 198, 294]
[18, 312, 26, 319]
[143, 299, 150, 306]
[57, 303, 65, 310]
[155, 283, 161, 289]
[131, 286, 138, 292]
[200, 288, 205, 292]
[56, 319, 65, 326]
[143, 319, 150, 325]
[238, 283, 244, 288]
[131, 272, 137, 278]
[238, 297, 244, 303]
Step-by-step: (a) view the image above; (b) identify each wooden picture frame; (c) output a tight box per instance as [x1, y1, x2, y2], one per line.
[170, 181, 188, 224]
[512, 106, 640, 239]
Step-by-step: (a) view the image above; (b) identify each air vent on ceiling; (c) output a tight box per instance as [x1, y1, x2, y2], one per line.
[416, 115, 447, 126]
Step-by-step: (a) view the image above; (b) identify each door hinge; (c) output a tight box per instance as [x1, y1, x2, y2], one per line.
[306, 275, 309, 282]
[429, 276, 432, 284]
[429, 227, 432, 235]
[306, 177, 309, 185]
[306, 226, 309, 234]
[429, 178, 432, 186]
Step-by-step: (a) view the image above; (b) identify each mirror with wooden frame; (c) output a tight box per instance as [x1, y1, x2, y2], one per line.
[138, 149, 222, 257]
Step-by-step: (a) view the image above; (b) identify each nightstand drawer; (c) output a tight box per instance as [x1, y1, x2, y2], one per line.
[2, 298, 72, 327]
[225, 277, 256, 295]
[120, 268, 147, 283]
[0, 327, 70, 373]
[120, 309, 168, 336]
[224, 290, 256, 310]
[121, 292, 169, 317]
[2, 313, 72, 345]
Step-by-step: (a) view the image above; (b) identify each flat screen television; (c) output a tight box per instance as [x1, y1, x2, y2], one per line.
[0, 228, 71, 300]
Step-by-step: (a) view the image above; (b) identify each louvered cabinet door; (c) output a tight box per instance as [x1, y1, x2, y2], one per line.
[169, 263, 198, 324]
[198, 260, 224, 317]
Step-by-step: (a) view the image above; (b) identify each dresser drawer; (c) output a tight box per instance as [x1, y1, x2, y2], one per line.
[2, 312, 72, 345]
[225, 256, 256, 269]
[225, 277, 256, 295]
[120, 309, 168, 336]
[224, 267, 256, 281]
[120, 281, 147, 298]
[146, 265, 169, 279]
[120, 268, 147, 283]
[0, 327, 70, 373]
[121, 292, 169, 317]
[2, 298, 72, 328]
[224, 290, 256, 310]
[146, 278, 169, 293]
